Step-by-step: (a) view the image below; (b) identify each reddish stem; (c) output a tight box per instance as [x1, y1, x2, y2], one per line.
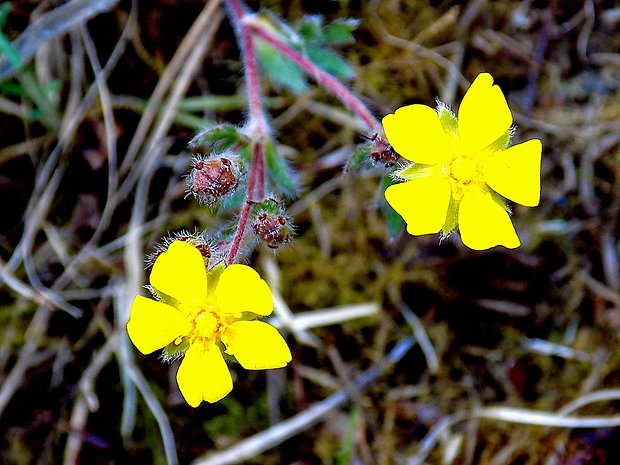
[247, 23, 380, 131]
[225, 0, 268, 264]
[254, 143, 265, 199]
[226, 143, 260, 265]
[225, 0, 378, 263]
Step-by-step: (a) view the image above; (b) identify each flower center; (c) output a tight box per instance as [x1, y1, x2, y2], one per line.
[444, 155, 483, 200]
[188, 308, 231, 347]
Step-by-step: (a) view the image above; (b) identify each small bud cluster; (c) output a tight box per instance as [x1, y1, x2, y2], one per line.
[187, 154, 240, 206]
[369, 133, 399, 167]
[251, 199, 294, 249]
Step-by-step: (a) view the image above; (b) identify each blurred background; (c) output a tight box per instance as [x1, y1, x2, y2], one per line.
[1, 0, 620, 464]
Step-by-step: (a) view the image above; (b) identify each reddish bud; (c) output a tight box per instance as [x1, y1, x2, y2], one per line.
[146, 231, 211, 267]
[251, 205, 292, 249]
[253, 214, 289, 249]
[369, 133, 399, 167]
[177, 236, 211, 259]
[188, 156, 239, 205]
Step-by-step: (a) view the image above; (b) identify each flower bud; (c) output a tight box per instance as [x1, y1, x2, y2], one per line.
[146, 231, 211, 268]
[187, 155, 239, 205]
[251, 199, 293, 249]
[369, 133, 399, 167]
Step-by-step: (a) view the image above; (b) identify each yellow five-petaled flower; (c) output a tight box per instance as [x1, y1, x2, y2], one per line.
[127, 240, 292, 407]
[383, 73, 542, 250]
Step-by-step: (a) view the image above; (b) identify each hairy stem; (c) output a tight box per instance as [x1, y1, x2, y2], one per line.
[224, 0, 379, 263]
[247, 23, 379, 131]
[226, 143, 260, 265]
[225, 0, 268, 263]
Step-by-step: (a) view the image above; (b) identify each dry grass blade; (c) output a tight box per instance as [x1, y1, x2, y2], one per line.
[192, 336, 414, 465]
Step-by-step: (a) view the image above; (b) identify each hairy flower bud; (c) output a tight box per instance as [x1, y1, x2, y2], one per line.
[187, 155, 239, 206]
[146, 231, 211, 268]
[369, 133, 399, 167]
[251, 199, 293, 249]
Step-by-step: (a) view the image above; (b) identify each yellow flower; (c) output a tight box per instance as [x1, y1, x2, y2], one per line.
[127, 240, 291, 407]
[383, 73, 542, 250]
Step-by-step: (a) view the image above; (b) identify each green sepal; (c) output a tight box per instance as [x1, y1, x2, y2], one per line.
[437, 102, 457, 134]
[162, 338, 189, 362]
[344, 142, 371, 173]
[251, 198, 282, 215]
[441, 196, 459, 237]
[381, 173, 405, 238]
[395, 163, 435, 181]
[147, 285, 180, 309]
[264, 139, 299, 197]
[255, 38, 307, 94]
[206, 261, 226, 296]
[488, 187, 511, 213]
[487, 127, 514, 153]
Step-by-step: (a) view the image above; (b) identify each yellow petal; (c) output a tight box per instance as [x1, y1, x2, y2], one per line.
[126, 296, 190, 355]
[150, 240, 207, 306]
[176, 343, 232, 406]
[215, 264, 273, 316]
[224, 321, 291, 370]
[458, 189, 520, 250]
[385, 178, 452, 235]
[484, 139, 542, 207]
[382, 104, 451, 164]
[458, 73, 513, 152]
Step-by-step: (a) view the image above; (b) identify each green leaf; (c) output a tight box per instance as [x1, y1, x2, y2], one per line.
[381, 174, 404, 238]
[0, 33, 20, 68]
[297, 15, 322, 42]
[255, 39, 307, 94]
[237, 142, 253, 164]
[307, 46, 354, 78]
[219, 179, 246, 211]
[322, 19, 359, 45]
[334, 408, 360, 465]
[189, 123, 245, 153]
[264, 139, 299, 197]
[0, 7, 21, 69]
[0, 3, 11, 30]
